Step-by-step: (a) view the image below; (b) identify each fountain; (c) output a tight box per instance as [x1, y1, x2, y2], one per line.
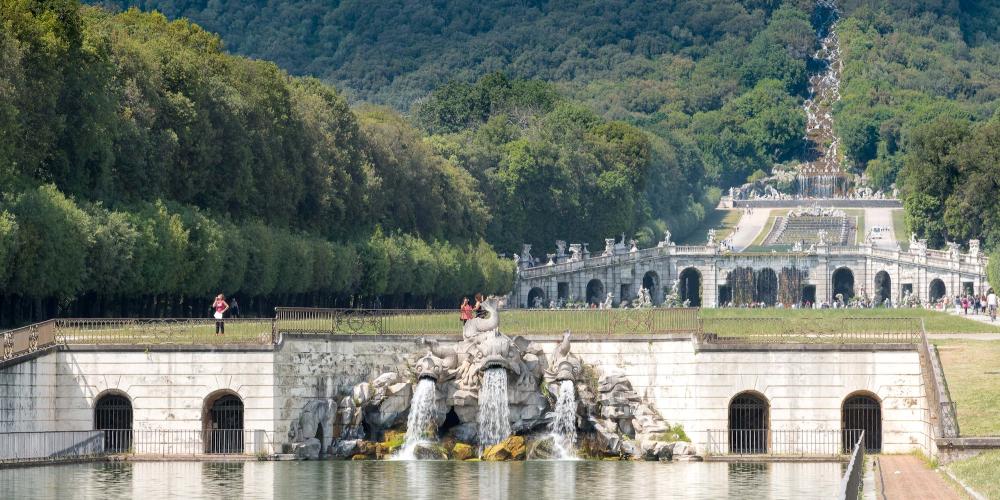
[798, 0, 849, 197]
[478, 368, 512, 451]
[394, 377, 439, 460]
[548, 380, 578, 459]
[320, 300, 696, 462]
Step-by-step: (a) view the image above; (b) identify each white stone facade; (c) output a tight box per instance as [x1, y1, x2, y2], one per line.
[1, 337, 932, 455]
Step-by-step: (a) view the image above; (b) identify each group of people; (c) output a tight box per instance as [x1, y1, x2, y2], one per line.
[459, 294, 489, 324]
[948, 291, 998, 320]
[210, 294, 240, 335]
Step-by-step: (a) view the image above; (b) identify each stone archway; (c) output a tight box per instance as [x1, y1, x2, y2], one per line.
[586, 279, 605, 306]
[755, 268, 778, 306]
[678, 267, 702, 307]
[842, 392, 882, 453]
[874, 271, 891, 306]
[527, 287, 545, 308]
[729, 391, 769, 454]
[642, 271, 661, 305]
[94, 391, 133, 453]
[929, 279, 946, 303]
[832, 267, 855, 304]
[204, 391, 244, 454]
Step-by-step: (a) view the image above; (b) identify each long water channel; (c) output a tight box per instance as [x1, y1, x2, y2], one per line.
[1, 460, 846, 499]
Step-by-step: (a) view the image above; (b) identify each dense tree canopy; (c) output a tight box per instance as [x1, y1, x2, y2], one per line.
[7, 0, 1000, 318]
[0, 2, 515, 324]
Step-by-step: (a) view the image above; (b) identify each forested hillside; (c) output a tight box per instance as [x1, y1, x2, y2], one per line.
[96, 0, 1000, 255]
[0, 2, 514, 324]
[5, 0, 1000, 323]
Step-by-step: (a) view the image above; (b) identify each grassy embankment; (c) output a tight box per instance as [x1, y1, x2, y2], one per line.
[676, 209, 742, 245]
[948, 450, 1000, 499]
[891, 209, 910, 250]
[933, 339, 1000, 436]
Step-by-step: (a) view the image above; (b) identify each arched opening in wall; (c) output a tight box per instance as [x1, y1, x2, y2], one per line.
[755, 268, 778, 306]
[802, 285, 816, 305]
[874, 271, 891, 306]
[642, 271, 660, 305]
[842, 393, 882, 453]
[718, 285, 732, 306]
[527, 287, 545, 309]
[929, 279, 946, 303]
[204, 392, 244, 454]
[94, 392, 132, 453]
[832, 267, 855, 304]
[678, 268, 702, 307]
[586, 279, 605, 306]
[728, 392, 768, 454]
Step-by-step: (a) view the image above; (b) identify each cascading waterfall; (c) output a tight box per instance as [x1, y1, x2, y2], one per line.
[548, 379, 578, 459]
[394, 378, 438, 460]
[478, 368, 512, 452]
[799, 0, 847, 197]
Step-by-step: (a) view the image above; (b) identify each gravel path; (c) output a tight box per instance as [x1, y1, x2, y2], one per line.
[877, 455, 962, 500]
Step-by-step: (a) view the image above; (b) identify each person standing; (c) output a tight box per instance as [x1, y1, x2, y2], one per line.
[230, 297, 240, 318]
[460, 297, 473, 324]
[473, 293, 487, 319]
[988, 290, 998, 322]
[212, 294, 229, 335]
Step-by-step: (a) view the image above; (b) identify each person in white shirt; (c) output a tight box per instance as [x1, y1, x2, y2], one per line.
[987, 291, 998, 321]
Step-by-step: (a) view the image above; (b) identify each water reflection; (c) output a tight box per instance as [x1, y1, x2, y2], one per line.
[0, 460, 843, 500]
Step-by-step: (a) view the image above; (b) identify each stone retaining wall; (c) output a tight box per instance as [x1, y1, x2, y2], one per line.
[1, 336, 932, 455]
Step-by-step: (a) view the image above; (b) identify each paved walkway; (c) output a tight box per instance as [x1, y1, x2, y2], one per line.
[864, 207, 899, 249]
[728, 208, 771, 251]
[877, 455, 962, 500]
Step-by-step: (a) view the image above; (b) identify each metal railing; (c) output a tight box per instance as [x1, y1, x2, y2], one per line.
[55, 318, 274, 345]
[839, 431, 866, 500]
[705, 429, 864, 456]
[123, 429, 273, 456]
[0, 429, 273, 463]
[275, 307, 702, 335]
[0, 430, 105, 463]
[0, 320, 57, 363]
[700, 317, 922, 344]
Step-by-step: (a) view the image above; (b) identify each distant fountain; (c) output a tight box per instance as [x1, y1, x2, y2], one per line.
[394, 378, 438, 460]
[478, 367, 512, 451]
[548, 379, 578, 459]
[798, 0, 849, 197]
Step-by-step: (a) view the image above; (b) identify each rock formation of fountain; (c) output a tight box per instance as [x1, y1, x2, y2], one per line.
[309, 299, 696, 461]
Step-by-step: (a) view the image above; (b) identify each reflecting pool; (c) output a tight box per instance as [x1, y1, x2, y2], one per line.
[0, 460, 844, 499]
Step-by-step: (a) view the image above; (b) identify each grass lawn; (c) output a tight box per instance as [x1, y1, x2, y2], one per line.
[891, 209, 910, 250]
[702, 308, 1000, 335]
[56, 318, 274, 345]
[949, 450, 1000, 499]
[676, 208, 742, 245]
[933, 340, 1000, 436]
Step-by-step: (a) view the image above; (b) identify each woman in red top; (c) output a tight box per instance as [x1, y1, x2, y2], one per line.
[212, 294, 230, 335]
[460, 297, 473, 324]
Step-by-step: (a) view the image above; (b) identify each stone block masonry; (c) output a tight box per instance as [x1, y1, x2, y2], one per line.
[1, 335, 932, 455]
